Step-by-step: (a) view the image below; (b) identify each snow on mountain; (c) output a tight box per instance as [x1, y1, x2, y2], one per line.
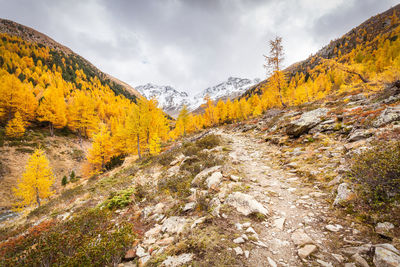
[135, 77, 260, 117]
[135, 83, 191, 116]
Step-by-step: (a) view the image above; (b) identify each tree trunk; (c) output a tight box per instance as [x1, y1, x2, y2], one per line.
[35, 187, 41, 207]
[137, 133, 141, 159]
[49, 122, 54, 136]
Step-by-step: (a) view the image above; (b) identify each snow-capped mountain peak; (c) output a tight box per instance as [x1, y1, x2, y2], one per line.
[135, 77, 259, 117]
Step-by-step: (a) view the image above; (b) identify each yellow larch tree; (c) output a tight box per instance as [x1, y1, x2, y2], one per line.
[13, 148, 55, 209]
[87, 124, 113, 173]
[177, 105, 190, 136]
[36, 85, 67, 136]
[5, 111, 25, 138]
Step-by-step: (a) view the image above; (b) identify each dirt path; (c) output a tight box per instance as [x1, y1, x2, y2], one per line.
[220, 129, 371, 267]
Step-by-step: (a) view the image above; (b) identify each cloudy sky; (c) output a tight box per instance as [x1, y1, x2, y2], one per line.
[0, 0, 398, 94]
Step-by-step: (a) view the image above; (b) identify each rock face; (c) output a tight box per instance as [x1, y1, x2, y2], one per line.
[373, 105, 400, 127]
[373, 244, 400, 267]
[225, 192, 269, 216]
[333, 183, 353, 206]
[286, 108, 329, 137]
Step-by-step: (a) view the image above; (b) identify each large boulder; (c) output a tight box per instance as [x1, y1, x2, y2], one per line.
[373, 105, 400, 127]
[373, 243, 400, 267]
[225, 192, 269, 216]
[286, 108, 329, 137]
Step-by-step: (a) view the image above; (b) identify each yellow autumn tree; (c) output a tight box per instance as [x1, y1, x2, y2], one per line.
[5, 111, 25, 138]
[177, 105, 190, 136]
[13, 148, 55, 209]
[87, 124, 113, 173]
[36, 85, 67, 136]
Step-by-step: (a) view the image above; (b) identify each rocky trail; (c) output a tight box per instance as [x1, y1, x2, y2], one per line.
[124, 126, 400, 267]
[219, 130, 369, 266]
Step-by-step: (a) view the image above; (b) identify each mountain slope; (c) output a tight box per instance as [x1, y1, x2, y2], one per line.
[244, 3, 400, 98]
[0, 18, 141, 99]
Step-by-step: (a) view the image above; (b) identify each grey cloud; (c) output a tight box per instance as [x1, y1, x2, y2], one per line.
[0, 0, 398, 94]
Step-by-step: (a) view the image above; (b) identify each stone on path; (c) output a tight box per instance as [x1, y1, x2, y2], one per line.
[225, 192, 269, 216]
[291, 228, 314, 247]
[298, 244, 317, 259]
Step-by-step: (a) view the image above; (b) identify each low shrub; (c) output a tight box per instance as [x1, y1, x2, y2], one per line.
[348, 141, 400, 208]
[1, 208, 135, 266]
[102, 187, 136, 210]
[195, 134, 221, 149]
[158, 174, 192, 198]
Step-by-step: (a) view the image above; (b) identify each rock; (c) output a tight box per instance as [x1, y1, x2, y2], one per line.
[375, 222, 395, 237]
[327, 175, 342, 186]
[191, 166, 222, 186]
[191, 216, 206, 229]
[157, 237, 174, 246]
[298, 244, 317, 259]
[374, 244, 400, 267]
[347, 129, 373, 142]
[233, 237, 245, 244]
[267, 257, 277, 267]
[170, 154, 185, 166]
[182, 202, 196, 212]
[233, 247, 243, 255]
[316, 260, 333, 267]
[210, 197, 221, 217]
[225, 192, 269, 216]
[230, 175, 240, 182]
[351, 253, 369, 267]
[144, 224, 162, 238]
[162, 253, 194, 267]
[373, 105, 400, 127]
[344, 263, 357, 267]
[246, 227, 258, 237]
[286, 108, 329, 137]
[138, 255, 150, 266]
[332, 253, 345, 263]
[333, 183, 354, 206]
[242, 222, 251, 228]
[136, 245, 148, 258]
[325, 224, 343, 232]
[341, 244, 373, 256]
[272, 218, 285, 230]
[244, 250, 250, 258]
[206, 171, 223, 190]
[161, 217, 187, 234]
[153, 203, 166, 214]
[291, 228, 314, 247]
[124, 248, 136, 260]
[167, 165, 180, 177]
[251, 240, 268, 248]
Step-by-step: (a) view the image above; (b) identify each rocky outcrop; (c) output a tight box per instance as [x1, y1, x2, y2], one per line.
[373, 105, 400, 127]
[286, 108, 329, 137]
[373, 244, 400, 267]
